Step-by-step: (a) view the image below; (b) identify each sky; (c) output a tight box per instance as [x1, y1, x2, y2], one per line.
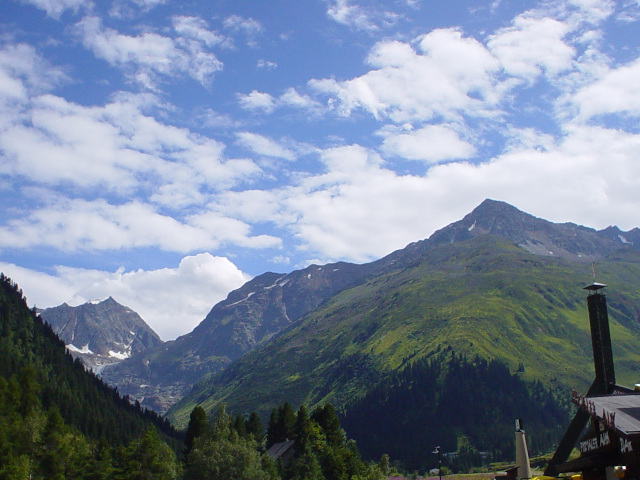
[1, 0, 639, 340]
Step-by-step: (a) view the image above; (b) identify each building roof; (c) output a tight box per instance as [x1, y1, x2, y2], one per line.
[587, 393, 640, 437]
[265, 439, 296, 460]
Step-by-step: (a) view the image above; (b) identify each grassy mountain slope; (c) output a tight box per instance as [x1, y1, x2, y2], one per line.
[168, 235, 640, 429]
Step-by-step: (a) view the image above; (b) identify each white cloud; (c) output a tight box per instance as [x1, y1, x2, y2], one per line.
[213, 190, 283, 224]
[379, 124, 475, 163]
[238, 90, 276, 113]
[0, 197, 280, 253]
[172, 16, 225, 48]
[235, 131, 296, 160]
[488, 14, 575, 81]
[257, 59, 277, 69]
[310, 29, 501, 122]
[21, 0, 87, 18]
[571, 58, 640, 120]
[326, 0, 400, 32]
[75, 16, 223, 88]
[327, 0, 379, 31]
[0, 43, 69, 99]
[223, 15, 263, 47]
[0, 92, 259, 202]
[280, 88, 318, 109]
[0, 253, 251, 340]
[568, 0, 616, 23]
[237, 88, 323, 116]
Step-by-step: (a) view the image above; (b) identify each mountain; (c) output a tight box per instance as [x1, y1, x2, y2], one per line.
[160, 200, 640, 468]
[40, 297, 163, 372]
[100, 261, 384, 413]
[102, 200, 640, 415]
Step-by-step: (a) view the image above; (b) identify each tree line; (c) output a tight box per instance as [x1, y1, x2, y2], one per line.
[340, 349, 570, 473]
[182, 402, 391, 480]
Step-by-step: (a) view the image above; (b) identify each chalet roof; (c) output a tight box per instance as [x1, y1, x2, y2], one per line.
[588, 393, 640, 437]
[265, 439, 296, 460]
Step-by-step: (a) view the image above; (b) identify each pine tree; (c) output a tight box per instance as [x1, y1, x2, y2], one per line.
[184, 406, 208, 456]
[246, 411, 264, 441]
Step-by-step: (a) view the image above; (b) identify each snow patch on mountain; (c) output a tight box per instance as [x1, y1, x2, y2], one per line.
[67, 343, 93, 354]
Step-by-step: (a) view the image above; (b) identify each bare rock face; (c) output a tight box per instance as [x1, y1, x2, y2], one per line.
[40, 297, 163, 373]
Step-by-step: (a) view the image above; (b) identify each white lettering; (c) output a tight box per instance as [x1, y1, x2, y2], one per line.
[580, 437, 600, 453]
[621, 438, 633, 454]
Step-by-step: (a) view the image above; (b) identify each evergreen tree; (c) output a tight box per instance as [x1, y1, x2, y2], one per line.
[312, 404, 344, 446]
[116, 427, 181, 480]
[234, 413, 247, 438]
[246, 411, 264, 441]
[185, 436, 276, 480]
[294, 404, 312, 450]
[184, 406, 208, 456]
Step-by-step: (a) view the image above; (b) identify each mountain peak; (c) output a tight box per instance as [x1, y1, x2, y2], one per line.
[469, 198, 526, 219]
[87, 296, 116, 305]
[428, 199, 630, 261]
[40, 298, 162, 372]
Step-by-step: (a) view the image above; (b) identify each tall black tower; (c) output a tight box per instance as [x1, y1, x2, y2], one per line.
[544, 282, 616, 476]
[585, 282, 615, 394]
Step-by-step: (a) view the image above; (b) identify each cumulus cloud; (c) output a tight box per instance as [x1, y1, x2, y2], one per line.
[0, 197, 280, 253]
[0, 253, 251, 340]
[21, 0, 87, 18]
[238, 88, 323, 116]
[75, 15, 223, 88]
[223, 15, 263, 47]
[235, 132, 296, 160]
[568, 0, 616, 23]
[257, 59, 277, 69]
[571, 58, 640, 120]
[379, 124, 475, 163]
[327, 0, 380, 31]
[238, 90, 277, 113]
[4, 0, 640, 342]
[279, 88, 322, 111]
[276, 124, 640, 264]
[0, 43, 69, 101]
[0, 92, 259, 203]
[487, 14, 575, 81]
[326, 0, 401, 31]
[172, 16, 225, 48]
[310, 29, 501, 122]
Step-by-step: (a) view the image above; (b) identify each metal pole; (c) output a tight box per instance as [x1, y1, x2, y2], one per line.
[433, 446, 442, 480]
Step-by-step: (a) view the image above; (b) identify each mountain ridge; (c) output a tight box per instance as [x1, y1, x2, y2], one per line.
[105, 199, 640, 414]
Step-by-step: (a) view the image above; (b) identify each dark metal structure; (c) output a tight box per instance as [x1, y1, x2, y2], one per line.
[545, 283, 640, 480]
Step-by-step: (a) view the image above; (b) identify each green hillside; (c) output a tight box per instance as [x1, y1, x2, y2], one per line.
[168, 236, 640, 431]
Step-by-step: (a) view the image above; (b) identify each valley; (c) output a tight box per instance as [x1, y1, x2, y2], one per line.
[24, 199, 640, 473]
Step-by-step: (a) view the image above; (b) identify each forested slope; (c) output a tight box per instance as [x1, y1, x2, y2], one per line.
[0, 273, 182, 479]
[341, 351, 569, 472]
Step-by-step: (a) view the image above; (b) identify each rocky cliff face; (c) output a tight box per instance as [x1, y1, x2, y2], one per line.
[40, 297, 162, 373]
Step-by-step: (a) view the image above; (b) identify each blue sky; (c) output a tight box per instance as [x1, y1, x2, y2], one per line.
[1, 0, 639, 340]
